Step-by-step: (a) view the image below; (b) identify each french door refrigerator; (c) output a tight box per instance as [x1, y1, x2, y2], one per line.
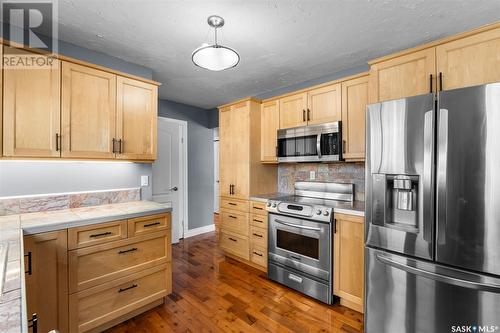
[365, 82, 500, 333]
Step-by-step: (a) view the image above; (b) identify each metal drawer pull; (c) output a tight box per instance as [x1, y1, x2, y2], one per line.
[89, 231, 112, 238]
[25, 252, 32, 275]
[118, 247, 138, 254]
[253, 219, 263, 223]
[143, 221, 161, 228]
[274, 219, 321, 231]
[228, 237, 237, 242]
[253, 251, 263, 257]
[252, 233, 263, 238]
[288, 274, 303, 284]
[228, 215, 237, 219]
[228, 202, 237, 206]
[118, 284, 138, 293]
[28, 313, 38, 333]
[253, 206, 263, 210]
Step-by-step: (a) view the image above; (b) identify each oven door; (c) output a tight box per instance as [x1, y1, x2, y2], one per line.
[268, 213, 331, 281]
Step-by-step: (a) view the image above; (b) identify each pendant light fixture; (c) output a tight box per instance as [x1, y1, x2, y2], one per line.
[192, 15, 240, 71]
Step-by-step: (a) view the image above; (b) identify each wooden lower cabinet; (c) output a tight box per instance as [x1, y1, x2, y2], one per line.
[333, 213, 365, 313]
[24, 230, 69, 333]
[220, 230, 250, 260]
[24, 212, 172, 333]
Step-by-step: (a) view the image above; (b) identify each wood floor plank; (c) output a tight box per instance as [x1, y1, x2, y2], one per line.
[105, 232, 364, 333]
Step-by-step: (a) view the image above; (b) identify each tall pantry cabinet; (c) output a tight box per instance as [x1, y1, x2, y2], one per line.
[218, 98, 277, 265]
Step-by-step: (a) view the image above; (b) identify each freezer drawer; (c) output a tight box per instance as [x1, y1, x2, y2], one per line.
[365, 247, 500, 333]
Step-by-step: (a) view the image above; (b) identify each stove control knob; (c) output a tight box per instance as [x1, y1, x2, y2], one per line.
[323, 210, 330, 216]
[272, 203, 277, 208]
[316, 209, 322, 215]
[267, 202, 271, 207]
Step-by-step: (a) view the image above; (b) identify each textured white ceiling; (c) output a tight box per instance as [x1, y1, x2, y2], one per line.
[56, 0, 500, 108]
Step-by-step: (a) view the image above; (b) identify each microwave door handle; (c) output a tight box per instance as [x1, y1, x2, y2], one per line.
[316, 134, 322, 159]
[274, 219, 321, 231]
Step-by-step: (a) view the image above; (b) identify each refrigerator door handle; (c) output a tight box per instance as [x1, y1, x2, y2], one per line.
[376, 252, 500, 293]
[437, 108, 448, 245]
[422, 110, 435, 242]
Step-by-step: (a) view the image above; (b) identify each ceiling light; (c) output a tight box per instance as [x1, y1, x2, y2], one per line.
[192, 15, 239, 71]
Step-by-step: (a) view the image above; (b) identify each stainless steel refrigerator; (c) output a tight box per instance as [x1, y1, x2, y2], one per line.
[365, 83, 500, 333]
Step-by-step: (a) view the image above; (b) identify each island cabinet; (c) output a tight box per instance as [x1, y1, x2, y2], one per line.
[24, 212, 172, 333]
[218, 98, 276, 266]
[369, 23, 500, 103]
[333, 213, 365, 313]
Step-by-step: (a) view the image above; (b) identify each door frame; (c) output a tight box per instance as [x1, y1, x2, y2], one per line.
[156, 117, 188, 239]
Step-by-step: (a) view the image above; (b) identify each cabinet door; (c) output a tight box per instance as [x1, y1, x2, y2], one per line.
[219, 106, 233, 197]
[61, 62, 116, 158]
[369, 48, 436, 103]
[307, 83, 341, 125]
[3, 47, 60, 157]
[437, 27, 500, 91]
[231, 102, 250, 199]
[279, 92, 307, 129]
[260, 100, 279, 163]
[333, 214, 364, 313]
[116, 76, 158, 160]
[24, 230, 68, 333]
[341, 76, 369, 160]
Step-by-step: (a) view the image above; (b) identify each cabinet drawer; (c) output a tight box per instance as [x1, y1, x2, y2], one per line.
[220, 210, 249, 236]
[68, 220, 127, 250]
[128, 213, 171, 237]
[68, 231, 170, 293]
[69, 264, 171, 333]
[250, 226, 267, 248]
[219, 231, 249, 260]
[250, 245, 267, 268]
[250, 201, 267, 215]
[220, 198, 249, 213]
[250, 214, 268, 229]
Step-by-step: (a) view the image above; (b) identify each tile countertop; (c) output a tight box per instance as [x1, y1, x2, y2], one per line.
[249, 193, 365, 217]
[0, 201, 172, 333]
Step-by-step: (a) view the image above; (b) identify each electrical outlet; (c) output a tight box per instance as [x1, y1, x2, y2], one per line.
[310, 171, 316, 180]
[140, 175, 149, 186]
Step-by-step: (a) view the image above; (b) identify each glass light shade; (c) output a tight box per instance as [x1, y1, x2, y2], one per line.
[191, 44, 239, 71]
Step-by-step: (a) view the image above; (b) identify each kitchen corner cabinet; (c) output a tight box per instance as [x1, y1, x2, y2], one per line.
[116, 77, 158, 160]
[341, 75, 369, 161]
[333, 213, 364, 313]
[24, 230, 69, 333]
[260, 99, 280, 163]
[3, 46, 61, 157]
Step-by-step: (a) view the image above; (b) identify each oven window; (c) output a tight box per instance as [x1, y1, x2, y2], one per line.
[276, 229, 319, 259]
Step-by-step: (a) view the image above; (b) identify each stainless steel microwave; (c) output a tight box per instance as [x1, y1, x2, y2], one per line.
[277, 122, 342, 163]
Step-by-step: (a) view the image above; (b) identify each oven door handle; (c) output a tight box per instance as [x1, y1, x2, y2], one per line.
[316, 133, 322, 159]
[274, 219, 322, 231]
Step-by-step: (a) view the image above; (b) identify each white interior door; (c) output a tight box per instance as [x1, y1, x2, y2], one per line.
[214, 128, 219, 213]
[153, 117, 186, 243]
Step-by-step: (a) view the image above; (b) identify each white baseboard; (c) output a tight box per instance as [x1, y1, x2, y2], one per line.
[184, 224, 215, 238]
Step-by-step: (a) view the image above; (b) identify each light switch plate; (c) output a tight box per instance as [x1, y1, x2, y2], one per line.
[310, 171, 316, 180]
[140, 175, 149, 186]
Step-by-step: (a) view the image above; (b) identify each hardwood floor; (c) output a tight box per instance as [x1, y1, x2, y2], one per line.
[105, 232, 364, 333]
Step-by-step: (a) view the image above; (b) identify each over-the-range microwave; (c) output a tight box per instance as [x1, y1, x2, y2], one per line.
[277, 121, 343, 163]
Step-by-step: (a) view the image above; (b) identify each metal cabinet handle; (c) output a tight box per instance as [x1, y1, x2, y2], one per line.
[118, 139, 123, 154]
[228, 237, 237, 242]
[118, 247, 138, 254]
[429, 74, 433, 93]
[252, 233, 263, 238]
[439, 72, 443, 91]
[89, 231, 112, 238]
[112, 138, 116, 153]
[143, 221, 161, 228]
[118, 284, 138, 293]
[302, 109, 306, 122]
[28, 313, 38, 333]
[334, 218, 337, 234]
[342, 140, 346, 154]
[307, 108, 311, 121]
[25, 252, 32, 275]
[253, 251, 263, 257]
[55, 133, 60, 151]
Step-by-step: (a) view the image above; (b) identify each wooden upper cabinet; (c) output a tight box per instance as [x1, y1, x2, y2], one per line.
[279, 92, 307, 129]
[61, 62, 117, 159]
[341, 75, 369, 161]
[260, 100, 280, 163]
[369, 48, 436, 103]
[219, 106, 233, 197]
[437, 26, 500, 91]
[24, 230, 68, 333]
[307, 83, 341, 125]
[116, 76, 158, 160]
[333, 214, 365, 313]
[3, 47, 61, 157]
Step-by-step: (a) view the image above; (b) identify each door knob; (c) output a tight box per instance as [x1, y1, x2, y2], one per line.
[170, 187, 178, 191]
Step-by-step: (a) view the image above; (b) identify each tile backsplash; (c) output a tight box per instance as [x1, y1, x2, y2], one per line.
[278, 162, 365, 201]
[0, 188, 141, 216]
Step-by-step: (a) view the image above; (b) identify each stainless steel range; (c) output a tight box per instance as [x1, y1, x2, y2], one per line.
[266, 181, 354, 304]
